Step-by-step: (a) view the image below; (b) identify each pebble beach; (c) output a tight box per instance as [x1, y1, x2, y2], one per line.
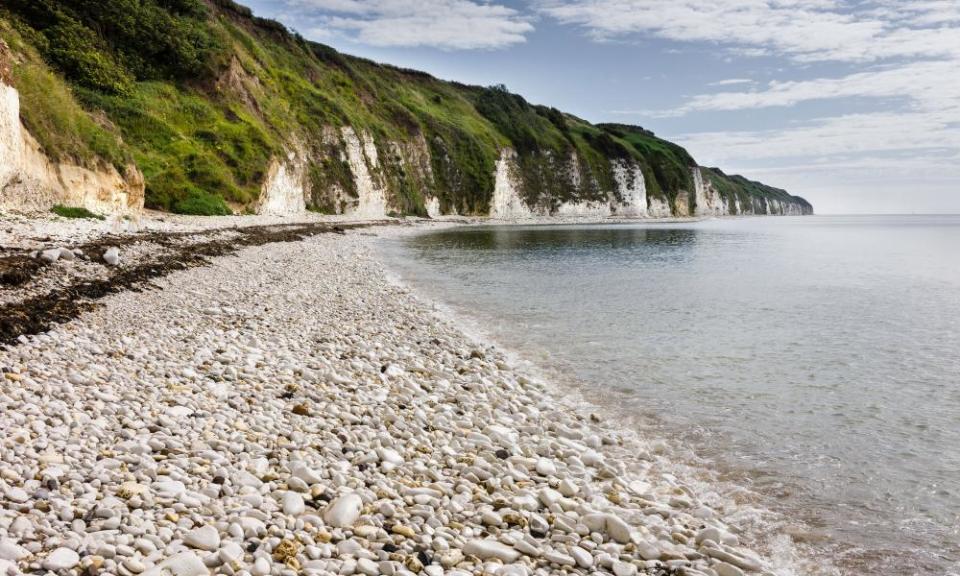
[1, 218, 799, 576]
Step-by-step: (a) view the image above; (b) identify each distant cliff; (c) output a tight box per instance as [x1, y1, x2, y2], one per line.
[0, 0, 812, 218]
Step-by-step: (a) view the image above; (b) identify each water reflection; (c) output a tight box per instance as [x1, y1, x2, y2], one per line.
[386, 217, 960, 575]
[410, 225, 702, 253]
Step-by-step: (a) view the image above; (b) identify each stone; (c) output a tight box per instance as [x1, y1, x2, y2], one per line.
[612, 560, 637, 576]
[40, 248, 60, 263]
[558, 479, 579, 497]
[535, 458, 556, 476]
[252, 557, 271, 576]
[356, 558, 378, 576]
[282, 491, 305, 516]
[323, 493, 363, 528]
[0, 540, 29, 562]
[543, 550, 575, 566]
[463, 540, 519, 563]
[4, 487, 28, 503]
[696, 527, 722, 545]
[570, 547, 593, 568]
[149, 552, 209, 576]
[42, 548, 80, 571]
[635, 541, 661, 560]
[714, 562, 746, 576]
[183, 525, 220, 551]
[219, 542, 244, 565]
[290, 464, 323, 485]
[103, 247, 120, 266]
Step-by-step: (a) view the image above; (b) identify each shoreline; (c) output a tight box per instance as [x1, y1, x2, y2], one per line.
[1, 214, 822, 576]
[374, 225, 829, 576]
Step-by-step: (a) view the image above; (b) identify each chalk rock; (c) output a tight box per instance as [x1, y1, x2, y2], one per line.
[535, 458, 557, 476]
[218, 542, 244, 565]
[103, 247, 120, 266]
[40, 249, 60, 263]
[42, 548, 79, 571]
[0, 540, 29, 561]
[463, 540, 519, 563]
[147, 552, 209, 576]
[4, 487, 28, 503]
[715, 562, 746, 576]
[570, 547, 593, 568]
[323, 493, 363, 528]
[251, 557, 270, 576]
[283, 491, 305, 516]
[183, 525, 220, 551]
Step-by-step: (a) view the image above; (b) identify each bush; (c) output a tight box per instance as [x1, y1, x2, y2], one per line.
[172, 189, 232, 215]
[5, 0, 219, 89]
[51, 205, 105, 219]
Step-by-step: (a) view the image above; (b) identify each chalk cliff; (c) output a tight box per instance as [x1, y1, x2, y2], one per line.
[0, 2, 811, 219]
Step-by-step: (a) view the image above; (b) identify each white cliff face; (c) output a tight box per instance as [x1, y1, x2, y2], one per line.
[555, 200, 611, 217]
[611, 160, 647, 217]
[490, 149, 533, 219]
[0, 81, 144, 216]
[341, 127, 388, 218]
[425, 196, 441, 218]
[0, 83, 24, 191]
[647, 196, 672, 218]
[692, 168, 727, 216]
[256, 150, 307, 215]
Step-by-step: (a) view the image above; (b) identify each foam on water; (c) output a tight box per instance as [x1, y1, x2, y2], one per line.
[380, 216, 960, 575]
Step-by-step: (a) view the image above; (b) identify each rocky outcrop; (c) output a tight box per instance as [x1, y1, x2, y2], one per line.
[340, 127, 388, 218]
[692, 167, 727, 216]
[489, 150, 531, 219]
[610, 160, 647, 217]
[0, 80, 144, 217]
[248, 134, 812, 220]
[257, 150, 307, 215]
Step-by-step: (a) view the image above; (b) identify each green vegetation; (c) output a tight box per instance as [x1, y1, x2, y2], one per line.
[0, 0, 809, 216]
[701, 168, 812, 214]
[0, 19, 128, 169]
[51, 205, 104, 220]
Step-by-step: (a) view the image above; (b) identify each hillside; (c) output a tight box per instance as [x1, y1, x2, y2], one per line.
[0, 0, 812, 218]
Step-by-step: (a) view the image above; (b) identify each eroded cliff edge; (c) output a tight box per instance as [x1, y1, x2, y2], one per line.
[0, 2, 811, 219]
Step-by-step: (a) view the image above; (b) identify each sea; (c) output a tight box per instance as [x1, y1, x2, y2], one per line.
[381, 215, 960, 575]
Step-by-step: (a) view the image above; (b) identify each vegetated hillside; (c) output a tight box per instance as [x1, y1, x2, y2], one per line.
[0, 0, 812, 217]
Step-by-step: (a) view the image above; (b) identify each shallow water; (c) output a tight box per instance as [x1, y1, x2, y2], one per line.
[382, 216, 960, 575]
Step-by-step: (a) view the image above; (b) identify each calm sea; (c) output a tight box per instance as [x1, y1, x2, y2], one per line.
[381, 216, 960, 575]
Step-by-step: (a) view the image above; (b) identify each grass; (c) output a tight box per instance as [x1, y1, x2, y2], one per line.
[1, 19, 128, 170]
[1, 2, 807, 217]
[51, 205, 104, 219]
[171, 189, 232, 215]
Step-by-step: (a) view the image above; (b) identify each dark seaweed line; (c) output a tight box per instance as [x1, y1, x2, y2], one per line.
[0, 221, 387, 348]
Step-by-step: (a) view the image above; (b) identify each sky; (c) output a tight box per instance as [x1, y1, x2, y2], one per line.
[241, 0, 960, 214]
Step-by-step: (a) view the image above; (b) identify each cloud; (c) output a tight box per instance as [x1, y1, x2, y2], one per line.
[280, 0, 534, 50]
[536, 0, 960, 63]
[708, 78, 755, 87]
[676, 111, 960, 162]
[540, 0, 960, 210]
[668, 60, 960, 115]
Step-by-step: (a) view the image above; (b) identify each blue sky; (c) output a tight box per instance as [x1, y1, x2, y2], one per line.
[242, 0, 960, 214]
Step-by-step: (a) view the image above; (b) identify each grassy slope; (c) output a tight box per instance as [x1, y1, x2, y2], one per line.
[0, 0, 810, 216]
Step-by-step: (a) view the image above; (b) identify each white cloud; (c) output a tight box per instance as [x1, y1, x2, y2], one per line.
[538, 0, 960, 211]
[708, 78, 755, 87]
[669, 60, 960, 115]
[676, 111, 960, 162]
[285, 0, 534, 49]
[536, 0, 960, 63]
